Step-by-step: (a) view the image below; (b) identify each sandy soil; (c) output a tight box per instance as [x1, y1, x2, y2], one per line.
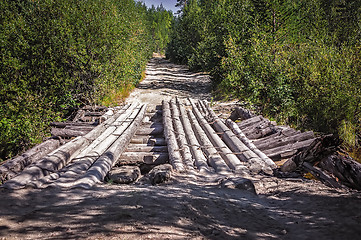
[0, 57, 361, 240]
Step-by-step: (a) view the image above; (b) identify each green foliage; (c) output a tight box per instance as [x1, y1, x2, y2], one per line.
[167, 0, 361, 152]
[0, 0, 168, 161]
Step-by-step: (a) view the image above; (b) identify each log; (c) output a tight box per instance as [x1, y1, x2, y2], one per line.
[130, 137, 166, 146]
[84, 111, 104, 117]
[2, 104, 130, 189]
[162, 100, 186, 172]
[0, 138, 60, 183]
[225, 119, 276, 170]
[190, 99, 243, 173]
[302, 162, 342, 188]
[251, 127, 299, 146]
[230, 107, 256, 120]
[256, 131, 315, 151]
[135, 126, 164, 136]
[237, 116, 264, 129]
[125, 145, 168, 153]
[51, 128, 87, 138]
[118, 152, 168, 165]
[187, 106, 230, 173]
[177, 98, 210, 172]
[200, 100, 275, 173]
[50, 122, 98, 128]
[263, 138, 315, 160]
[71, 104, 147, 189]
[170, 98, 194, 170]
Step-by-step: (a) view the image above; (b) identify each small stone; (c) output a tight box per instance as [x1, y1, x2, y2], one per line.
[148, 164, 173, 185]
[220, 177, 257, 194]
[107, 166, 141, 184]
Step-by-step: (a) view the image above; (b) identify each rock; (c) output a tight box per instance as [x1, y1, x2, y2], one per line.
[220, 177, 257, 194]
[148, 164, 173, 185]
[107, 166, 141, 184]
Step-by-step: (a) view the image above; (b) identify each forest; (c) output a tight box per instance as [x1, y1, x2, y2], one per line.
[0, 0, 172, 161]
[1, 0, 360, 162]
[168, 0, 361, 160]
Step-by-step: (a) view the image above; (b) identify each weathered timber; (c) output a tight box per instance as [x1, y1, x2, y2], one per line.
[84, 111, 104, 117]
[177, 98, 210, 172]
[200, 100, 275, 173]
[107, 166, 140, 184]
[190, 99, 241, 173]
[0, 138, 60, 183]
[319, 153, 361, 190]
[125, 145, 168, 153]
[130, 137, 166, 146]
[251, 127, 300, 146]
[263, 138, 315, 161]
[51, 128, 87, 138]
[148, 164, 173, 185]
[50, 122, 98, 128]
[187, 105, 230, 173]
[256, 131, 315, 151]
[135, 126, 164, 136]
[2, 104, 126, 189]
[302, 162, 342, 188]
[237, 115, 264, 130]
[71, 104, 147, 189]
[162, 100, 186, 172]
[225, 119, 276, 170]
[171, 98, 194, 170]
[118, 152, 168, 165]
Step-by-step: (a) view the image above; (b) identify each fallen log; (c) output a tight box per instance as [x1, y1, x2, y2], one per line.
[252, 127, 300, 146]
[263, 138, 315, 161]
[237, 116, 264, 130]
[171, 98, 194, 170]
[229, 106, 256, 121]
[177, 98, 210, 172]
[162, 100, 186, 172]
[50, 122, 98, 128]
[0, 138, 60, 183]
[125, 145, 168, 153]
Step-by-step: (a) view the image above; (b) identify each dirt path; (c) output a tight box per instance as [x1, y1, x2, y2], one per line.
[1, 57, 361, 240]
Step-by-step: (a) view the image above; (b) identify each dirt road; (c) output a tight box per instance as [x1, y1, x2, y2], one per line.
[0, 57, 360, 239]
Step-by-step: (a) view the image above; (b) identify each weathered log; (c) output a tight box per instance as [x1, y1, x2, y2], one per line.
[256, 131, 315, 151]
[125, 145, 168, 153]
[2, 104, 130, 189]
[230, 107, 256, 121]
[263, 138, 315, 160]
[84, 111, 104, 117]
[177, 98, 210, 172]
[241, 119, 272, 135]
[319, 153, 361, 190]
[71, 104, 147, 189]
[237, 115, 264, 130]
[51, 128, 87, 138]
[130, 137, 166, 146]
[50, 122, 98, 128]
[0, 138, 60, 183]
[162, 100, 186, 172]
[107, 166, 141, 184]
[118, 152, 168, 165]
[190, 99, 243, 173]
[187, 105, 230, 173]
[148, 164, 173, 185]
[135, 126, 164, 136]
[200, 100, 275, 173]
[251, 127, 300, 146]
[302, 162, 342, 188]
[170, 98, 194, 170]
[225, 119, 276, 170]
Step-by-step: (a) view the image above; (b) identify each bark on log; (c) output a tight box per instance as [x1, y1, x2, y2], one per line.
[0, 138, 60, 183]
[187, 104, 230, 173]
[171, 98, 194, 170]
[177, 98, 210, 172]
[162, 100, 186, 172]
[190, 99, 244, 173]
[2, 104, 129, 189]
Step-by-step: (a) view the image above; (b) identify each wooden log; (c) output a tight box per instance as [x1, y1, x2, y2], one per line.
[252, 127, 300, 146]
[241, 119, 272, 135]
[84, 111, 104, 117]
[225, 119, 276, 170]
[125, 145, 168, 153]
[50, 122, 98, 128]
[118, 152, 168, 165]
[51, 128, 87, 138]
[177, 98, 210, 172]
[256, 131, 315, 151]
[162, 100, 186, 172]
[190, 99, 244, 173]
[319, 153, 361, 190]
[0, 138, 60, 183]
[3, 104, 130, 189]
[263, 138, 315, 160]
[302, 162, 342, 188]
[200, 100, 275, 173]
[245, 126, 275, 140]
[130, 137, 166, 146]
[135, 127, 164, 136]
[170, 98, 194, 170]
[237, 116, 264, 129]
[71, 104, 147, 189]
[187, 106, 230, 173]
[231, 107, 256, 120]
